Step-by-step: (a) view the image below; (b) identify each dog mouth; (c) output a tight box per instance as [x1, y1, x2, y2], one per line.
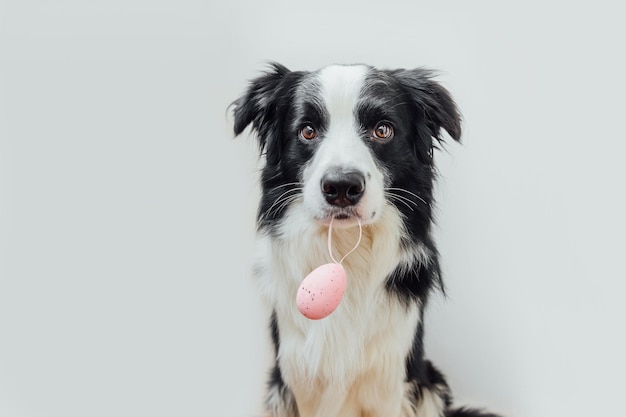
[315, 207, 362, 225]
[334, 213, 351, 220]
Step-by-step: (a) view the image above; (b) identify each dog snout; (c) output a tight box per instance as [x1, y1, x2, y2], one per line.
[321, 170, 365, 207]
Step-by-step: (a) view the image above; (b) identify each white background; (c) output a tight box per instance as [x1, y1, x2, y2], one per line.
[1, 1, 625, 416]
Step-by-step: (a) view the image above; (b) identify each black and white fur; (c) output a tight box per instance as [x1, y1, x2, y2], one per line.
[233, 63, 499, 417]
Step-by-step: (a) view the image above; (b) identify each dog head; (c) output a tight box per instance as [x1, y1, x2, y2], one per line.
[233, 63, 460, 237]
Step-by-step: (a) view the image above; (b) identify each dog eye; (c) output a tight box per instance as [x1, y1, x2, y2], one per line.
[300, 124, 318, 140]
[372, 122, 394, 142]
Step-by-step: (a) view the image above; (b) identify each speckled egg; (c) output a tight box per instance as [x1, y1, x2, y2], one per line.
[296, 263, 347, 320]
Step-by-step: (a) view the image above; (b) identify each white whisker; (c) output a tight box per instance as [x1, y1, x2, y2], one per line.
[262, 187, 303, 220]
[387, 194, 415, 212]
[387, 192, 418, 208]
[267, 182, 303, 194]
[384, 187, 428, 206]
[274, 194, 302, 215]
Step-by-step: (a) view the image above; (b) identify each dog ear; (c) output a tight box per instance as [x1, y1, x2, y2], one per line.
[391, 68, 462, 145]
[232, 63, 291, 164]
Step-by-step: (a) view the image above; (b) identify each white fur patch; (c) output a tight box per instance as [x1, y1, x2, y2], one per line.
[255, 202, 428, 416]
[301, 65, 386, 226]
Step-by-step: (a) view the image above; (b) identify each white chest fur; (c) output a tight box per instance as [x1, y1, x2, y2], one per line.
[254, 203, 424, 416]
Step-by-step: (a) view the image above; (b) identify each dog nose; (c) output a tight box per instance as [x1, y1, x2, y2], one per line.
[321, 171, 365, 207]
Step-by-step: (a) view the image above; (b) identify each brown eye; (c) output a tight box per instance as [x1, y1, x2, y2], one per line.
[300, 124, 318, 140]
[372, 122, 394, 142]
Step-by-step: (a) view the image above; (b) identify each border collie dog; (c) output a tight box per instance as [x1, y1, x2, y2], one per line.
[233, 63, 499, 417]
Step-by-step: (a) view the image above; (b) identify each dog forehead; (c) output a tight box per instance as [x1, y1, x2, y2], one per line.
[316, 65, 370, 117]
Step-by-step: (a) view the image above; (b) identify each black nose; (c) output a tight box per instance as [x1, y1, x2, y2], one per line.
[321, 171, 365, 207]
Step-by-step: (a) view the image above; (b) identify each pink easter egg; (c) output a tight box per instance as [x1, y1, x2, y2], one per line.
[296, 263, 347, 320]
